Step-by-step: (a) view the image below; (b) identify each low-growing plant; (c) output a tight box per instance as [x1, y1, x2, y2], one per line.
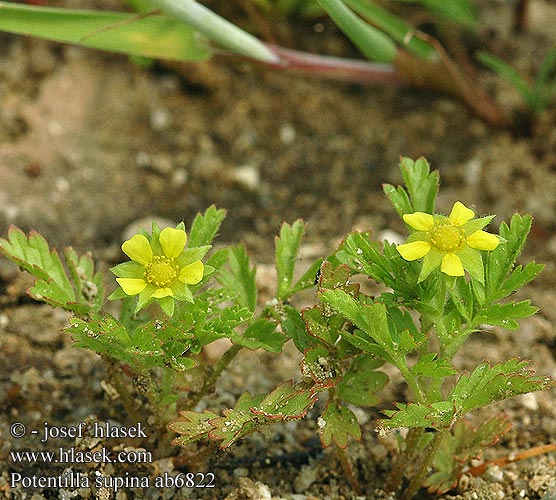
[1, 157, 551, 498]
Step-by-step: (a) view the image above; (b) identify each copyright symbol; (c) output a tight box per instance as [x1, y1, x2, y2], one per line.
[10, 423, 26, 438]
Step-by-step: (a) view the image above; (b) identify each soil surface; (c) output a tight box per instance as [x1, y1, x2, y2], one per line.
[2, 1, 556, 499]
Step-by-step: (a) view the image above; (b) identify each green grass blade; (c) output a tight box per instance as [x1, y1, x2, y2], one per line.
[148, 0, 279, 63]
[317, 0, 396, 63]
[477, 52, 534, 108]
[397, 0, 477, 29]
[344, 0, 435, 59]
[0, 2, 210, 61]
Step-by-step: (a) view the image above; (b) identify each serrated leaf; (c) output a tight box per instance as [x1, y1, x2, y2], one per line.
[66, 314, 197, 372]
[0, 226, 104, 314]
[486, 214, 533, 300]
[217, 244, 257, 312]
[335, 232, 418, 296]
[477, 300, 538, 329]
[231, 318, 286, 353]
[281, 305, 318, 352]
[338, 355, 388, 406]
[303, 305, 343, 347]
[206, 392, 262, 448]
[187, 205, 227, 247]
[318, 402, 361, 448]
[383, 183, 413, 218]
[275, 219, 305, 300]
[319, 289, 397, 363]
[169, 410, 219, 446]
[450, 358, 552, 414]
[400, 157, 439, 214]
[205, 383, 317, 448]
[380, 400, 455, 429]
[381, 359, 552, 431]
[252, 381, 317, 419]
[411, 353, 456, 378]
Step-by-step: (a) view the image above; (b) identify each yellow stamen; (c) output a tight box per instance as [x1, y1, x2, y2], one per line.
[428, 222, 465, 253]
[144, 255, 179, 287]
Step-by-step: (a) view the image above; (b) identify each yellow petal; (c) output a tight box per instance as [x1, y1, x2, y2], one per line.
[159, 227, 187, 259]
[116, 278, 148, 295]
[402, 212, 434, 231]
[179, 260, 204, 285]
[397, 241, 431, 261]
[121, 234, 153, 265]
[151, 287, 174, 298]
[466, 230, 500, 251]
[441, 253, 464, 276]
[448, 201, 475, 226]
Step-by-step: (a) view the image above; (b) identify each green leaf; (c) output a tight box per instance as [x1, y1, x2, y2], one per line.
[382, 184, 413, 218]
[0, 226, 104, 314]
[411, 353, 456, 378]
[200, 382, 317, 448]
[318, 402, 361, 448]
[381, 359, 552, 431]
[320, 289, 399, 363]
[169, 410, 219, 446]
[335, 232, 418, 297]
[400, 157, 439, 214]
[66, 314, 198, 372]
[303, 305, 344, 347]
[485, 214, 542, 301]
[281, 305, 318, 352]
[477, 300, 538, 330]
[275, 219, 305, 300]
[187, 206, 227, 247]
[217, 244, 257, 312]
[380, 401, 455, 429]
[338, 355, 389, 406]
[231, 318, 287, 353]
[450, 358, 552, 415]
[0, 2, 210, 62]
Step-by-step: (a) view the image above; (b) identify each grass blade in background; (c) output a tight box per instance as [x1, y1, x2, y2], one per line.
[317, 0, 397, 63]
[344, 0, 435, 59]
[0, 2, 210, 61]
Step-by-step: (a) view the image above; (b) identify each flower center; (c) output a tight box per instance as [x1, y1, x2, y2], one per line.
[144, 256, 179, 287]
[428, 221, 465, 253]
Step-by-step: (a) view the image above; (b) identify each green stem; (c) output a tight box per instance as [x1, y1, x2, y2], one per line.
[398, 363, 426, 404]
[385, 426, 424, 493]
[149, 0, 279, 63]
[183, 343, 243, 410]
[402, 427, 449, 500]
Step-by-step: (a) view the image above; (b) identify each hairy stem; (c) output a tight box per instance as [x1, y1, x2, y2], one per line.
[402, 427, 449, 500]
[183, 343, 243, 410]
[385, 426, 424, 493]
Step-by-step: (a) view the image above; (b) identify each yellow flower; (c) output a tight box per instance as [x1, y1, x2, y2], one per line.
[396, 201, 499, 282]
[110, 222, 208, 315]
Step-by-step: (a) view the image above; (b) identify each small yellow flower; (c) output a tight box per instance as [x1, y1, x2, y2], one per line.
[110, 222, 209, 315]
[396, 201, 499, 282]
